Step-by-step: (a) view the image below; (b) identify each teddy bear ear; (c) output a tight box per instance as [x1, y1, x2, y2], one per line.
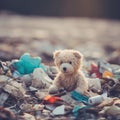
[53, 50, 61, 59]
[73, 51, 83, 59]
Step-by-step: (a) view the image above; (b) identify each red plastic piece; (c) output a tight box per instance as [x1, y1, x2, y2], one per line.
[90, 62, 101, 78]
[44, 95, 63, 104]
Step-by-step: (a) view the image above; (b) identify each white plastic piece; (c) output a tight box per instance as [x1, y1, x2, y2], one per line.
[88, 92, 108, 105]
[52, 105, 65, 115]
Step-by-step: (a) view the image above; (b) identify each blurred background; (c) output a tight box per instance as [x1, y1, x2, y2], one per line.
[0, 0, 120, 65]
[0, 0, 120, 19]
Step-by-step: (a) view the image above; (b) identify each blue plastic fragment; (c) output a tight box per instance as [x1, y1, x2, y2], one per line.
[12, 70, 22, 78]
[71, 91, 89, 104]
[72, 105, 87, 117]
[12, 53, 46, 75]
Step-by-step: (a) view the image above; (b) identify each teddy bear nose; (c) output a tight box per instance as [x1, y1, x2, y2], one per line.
[63, 67, 67, 71]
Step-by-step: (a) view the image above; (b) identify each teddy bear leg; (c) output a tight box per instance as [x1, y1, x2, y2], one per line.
[49, 85, 59, 94]
[75, 87, 84, 94]
[75, 87, 90, 97]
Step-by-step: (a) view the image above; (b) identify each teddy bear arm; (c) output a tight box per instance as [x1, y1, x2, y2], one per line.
[75, 74, 88, 95]
[49, 75, 62, 94]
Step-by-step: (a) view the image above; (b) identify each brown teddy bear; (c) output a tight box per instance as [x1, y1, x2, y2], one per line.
[49, 49, 89, 96]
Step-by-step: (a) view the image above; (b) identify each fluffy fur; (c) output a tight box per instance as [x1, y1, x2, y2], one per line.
[49, 49, 88, 95]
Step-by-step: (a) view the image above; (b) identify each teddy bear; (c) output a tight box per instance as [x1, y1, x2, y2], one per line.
[49, 49, 89, 96]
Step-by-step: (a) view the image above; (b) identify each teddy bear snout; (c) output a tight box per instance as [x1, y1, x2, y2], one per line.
[63, 67, 67, 71]
[60, 63, 74, 74]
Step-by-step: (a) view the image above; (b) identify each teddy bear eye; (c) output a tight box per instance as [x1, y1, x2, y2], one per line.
[69, 61, 72, 64]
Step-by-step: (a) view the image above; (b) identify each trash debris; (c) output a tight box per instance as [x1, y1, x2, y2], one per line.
[52, 105, 65, 116]
[71, 91, 89, 104]
[35, 89, 48, 100]
[32, 68, 52, 89]
[98, 60, 112, 74]
[0, 61, 9, 75]
[44, 95, 63, 104]
[46, 66, 57, 79]
[12, 70, 22, 78]
[21, 74, 33, 87]
[11, 53, 46, 75]
[90, 62, 101, 78]
[18, 113, 36, 120]
[33, 104, 44, 111]
[72, 105, 88, 117]
[0, 53, 120, 120]
[88, 92, 108, 105]
[20, 103, 33, 112]
[3, 80, 26, 98]
[0, 107, 16, 120]
[45, 104, 56, 111]
[97, 98, 120, 119]
[0, 75, 12, 88]
[29, 86, 38, 92]
[102, 70, 114, 78]
[61, 93, 83, 106]
[42, 109, 51, 117]
[88, 78, 102, 92]
[99, 105, 120, 116]
[0, 92, 9, 106]
[97, 97, 118, 108]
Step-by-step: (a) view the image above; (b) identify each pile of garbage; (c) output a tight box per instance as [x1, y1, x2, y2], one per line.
[0, 53, 120, 120]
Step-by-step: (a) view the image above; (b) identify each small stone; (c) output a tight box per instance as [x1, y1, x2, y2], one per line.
[20, 103, 33, 112]
[98, 117, 106, 120]
[18, 113, 36, 120]
[35, 90, 48, 100]
[42, 109, 51, 116]
[0, 92, 9, 106]
[29, 86, 38, 92]
[33, 104, 44, 111]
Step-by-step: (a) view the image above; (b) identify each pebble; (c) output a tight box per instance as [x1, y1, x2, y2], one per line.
[18, 113, 36, 120]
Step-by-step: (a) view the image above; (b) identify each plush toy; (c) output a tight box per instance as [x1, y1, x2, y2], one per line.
[12, 53, 46, 75]
[49, 49, 89, 96]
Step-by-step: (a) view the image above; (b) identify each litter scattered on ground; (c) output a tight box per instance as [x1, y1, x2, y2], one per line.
[88, 92, 108, 105]
[11, 53, 47, 75]
[32, 68, 53, 89]
[52, 105, 65, 116]
[0, 53, 120, 120]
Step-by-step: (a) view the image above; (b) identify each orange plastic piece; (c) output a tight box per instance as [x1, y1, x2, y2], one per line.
[102, 71, 113, 78]
[44, 95, 62, 104]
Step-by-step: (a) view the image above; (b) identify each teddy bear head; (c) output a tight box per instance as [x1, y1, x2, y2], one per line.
[53, 49, 83, 75]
